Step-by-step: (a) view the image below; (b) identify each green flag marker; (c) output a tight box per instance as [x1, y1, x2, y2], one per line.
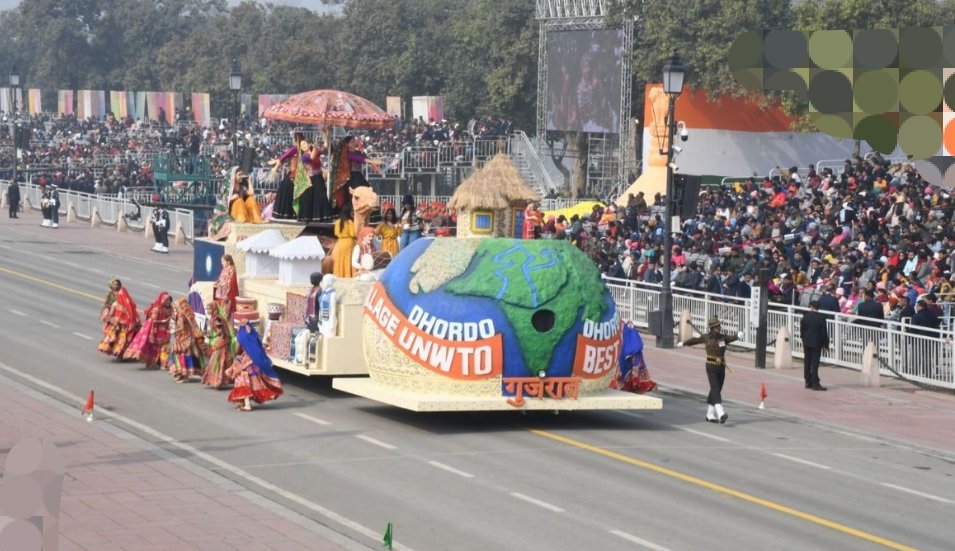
[382, 521, 393, 550]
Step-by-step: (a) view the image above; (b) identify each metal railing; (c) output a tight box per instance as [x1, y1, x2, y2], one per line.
[603, 276, 955, 389]
[1, 180, 195, 241]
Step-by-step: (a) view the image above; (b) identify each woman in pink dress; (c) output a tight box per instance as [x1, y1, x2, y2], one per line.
[124, 292, 173, 369]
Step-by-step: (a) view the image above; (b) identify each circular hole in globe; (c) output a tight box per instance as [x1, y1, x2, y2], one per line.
[531, 309, 555, 332]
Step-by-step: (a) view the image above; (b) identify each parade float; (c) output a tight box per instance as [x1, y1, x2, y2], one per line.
[192, 148, 661, 411]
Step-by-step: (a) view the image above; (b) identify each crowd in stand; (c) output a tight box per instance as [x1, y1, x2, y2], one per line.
[1, 111, 513, 195]
[523, 154, 954, 332]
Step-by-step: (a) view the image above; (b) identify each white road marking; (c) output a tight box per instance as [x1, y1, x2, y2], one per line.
[294, 412, 331, 426]
[610, 530, 674, 551]
[427, 461, 475, 479]
[509, 492, 565, 513]
[8, 309, 26, 316]
[772, 453, 832, 471]
[881, 483, 954, 504]
[39, 320, 60, 328]
[39, 254, 56, 262]
[355, 435, 397, 450]
[72, 332, 93, 340]
[143, 282, 162, 290]
[680, 427, 732, 443]
[0, 360, 413, 551]
[828, 429, 879, 443]
[86, 267, 106, 275]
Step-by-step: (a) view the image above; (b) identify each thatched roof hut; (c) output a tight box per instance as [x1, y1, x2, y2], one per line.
[449, 154, 541, 211]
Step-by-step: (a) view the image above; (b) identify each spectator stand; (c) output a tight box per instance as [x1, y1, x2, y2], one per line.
[603, 276, 955, 390]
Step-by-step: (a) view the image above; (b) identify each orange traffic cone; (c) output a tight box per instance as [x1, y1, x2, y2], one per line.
[82, 390, 95, 422]
[758, 383, 767, 409]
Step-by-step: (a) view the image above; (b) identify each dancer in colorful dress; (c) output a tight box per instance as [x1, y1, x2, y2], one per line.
[329, 136, 382, 210]
[226, 322, 283, 411]
[124, 291, 173, 369]
[201, 302, 237, 389]
[97, 278, 140, 359]
[376, 208, 401, 257]
[333, 201, 357, 278]
[271, 133, 332, 222]
[168, 298, 208, 383]
[214, 254, 239, 320]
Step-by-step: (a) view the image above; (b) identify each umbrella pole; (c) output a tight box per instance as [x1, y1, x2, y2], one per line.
[323, 127, 333, 207]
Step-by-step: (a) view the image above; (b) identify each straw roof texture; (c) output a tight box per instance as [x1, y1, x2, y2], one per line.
[448, 154, 541, 211]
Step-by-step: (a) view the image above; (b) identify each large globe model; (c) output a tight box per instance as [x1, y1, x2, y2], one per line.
[362, 238, 621, 398]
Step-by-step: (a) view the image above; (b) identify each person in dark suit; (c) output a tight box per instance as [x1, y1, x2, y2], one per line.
[736, 272, 753, 299]
[800, 300, 829, 390]
[856, 290, 884, 328]
[911, 300, 940, 377]
[818, 286, 841, 319]
[6, 180, 20, 218]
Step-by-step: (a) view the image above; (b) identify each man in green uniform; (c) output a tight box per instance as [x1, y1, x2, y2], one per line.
[678, 315, 742, 423]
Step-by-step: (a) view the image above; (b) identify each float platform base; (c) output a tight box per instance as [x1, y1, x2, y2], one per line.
[332, 378, 663, 412]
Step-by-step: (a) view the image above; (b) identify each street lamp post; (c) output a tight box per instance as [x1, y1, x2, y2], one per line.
[229, 58, 242, 160]
[658, 50, 686, 349]
[9, 64, 19, 187]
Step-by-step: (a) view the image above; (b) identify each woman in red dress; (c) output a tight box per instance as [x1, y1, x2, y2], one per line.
[168, 298, 208, 382]
[213, 254, 239, 320]
[124, 291, 173, 369]
[226, 322, 283, 411]
[97, 278, 140, 359]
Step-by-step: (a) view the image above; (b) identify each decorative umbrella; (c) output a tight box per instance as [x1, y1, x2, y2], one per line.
[262, 89, 393, 130]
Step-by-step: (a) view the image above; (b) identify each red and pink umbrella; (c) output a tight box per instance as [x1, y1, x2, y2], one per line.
[262, 89, 393, 130]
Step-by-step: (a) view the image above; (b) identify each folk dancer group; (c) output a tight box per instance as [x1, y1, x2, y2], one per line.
[95, 269, 282, 411]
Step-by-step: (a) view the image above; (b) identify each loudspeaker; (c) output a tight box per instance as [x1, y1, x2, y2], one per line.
[673, 174, 702, 219]
[240, 146, 255, 174]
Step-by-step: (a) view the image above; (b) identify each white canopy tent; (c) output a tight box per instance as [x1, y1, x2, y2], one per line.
[236, 229, 287, 277]
[269, 236, 326, 286]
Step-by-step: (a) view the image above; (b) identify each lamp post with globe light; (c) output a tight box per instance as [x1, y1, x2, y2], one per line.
[229, 59, 242, 159]
[9, 64, 20, 188]
[657, 50, 685, 349]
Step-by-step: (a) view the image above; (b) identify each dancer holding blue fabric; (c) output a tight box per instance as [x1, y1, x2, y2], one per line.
[227, 322, 283, 411]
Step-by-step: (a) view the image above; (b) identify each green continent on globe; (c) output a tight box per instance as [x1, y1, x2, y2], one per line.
[445, 239, 608, 375]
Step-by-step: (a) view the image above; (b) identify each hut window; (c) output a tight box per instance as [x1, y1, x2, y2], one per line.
[471, 210, 493, 233]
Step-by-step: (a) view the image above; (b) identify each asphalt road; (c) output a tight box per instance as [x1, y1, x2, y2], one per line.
[1, 230, 953, 551]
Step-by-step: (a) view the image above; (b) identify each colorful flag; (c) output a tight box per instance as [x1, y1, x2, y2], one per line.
[386, 96, 402, 118]
[192, 92, 211, 127]
[145, 91, 160, 122]
[110, 90, 128, 119]
[27, 89, 41, 115]
[58, 90, 74, 116]
[135, 91, 146, 120]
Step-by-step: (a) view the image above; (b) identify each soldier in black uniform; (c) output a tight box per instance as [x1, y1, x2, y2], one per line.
[679, 315, 741, 423]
